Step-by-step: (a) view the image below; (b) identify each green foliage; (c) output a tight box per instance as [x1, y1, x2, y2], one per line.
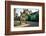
[26, 12, 39, 22]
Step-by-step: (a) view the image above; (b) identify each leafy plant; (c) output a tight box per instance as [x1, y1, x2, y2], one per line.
[26, 12, 39, 22]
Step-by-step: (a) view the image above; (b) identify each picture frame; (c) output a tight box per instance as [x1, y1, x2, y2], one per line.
[5, 1, 45, 35]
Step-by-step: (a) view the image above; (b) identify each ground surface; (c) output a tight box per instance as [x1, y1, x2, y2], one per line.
[14, 21, 39, 27]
